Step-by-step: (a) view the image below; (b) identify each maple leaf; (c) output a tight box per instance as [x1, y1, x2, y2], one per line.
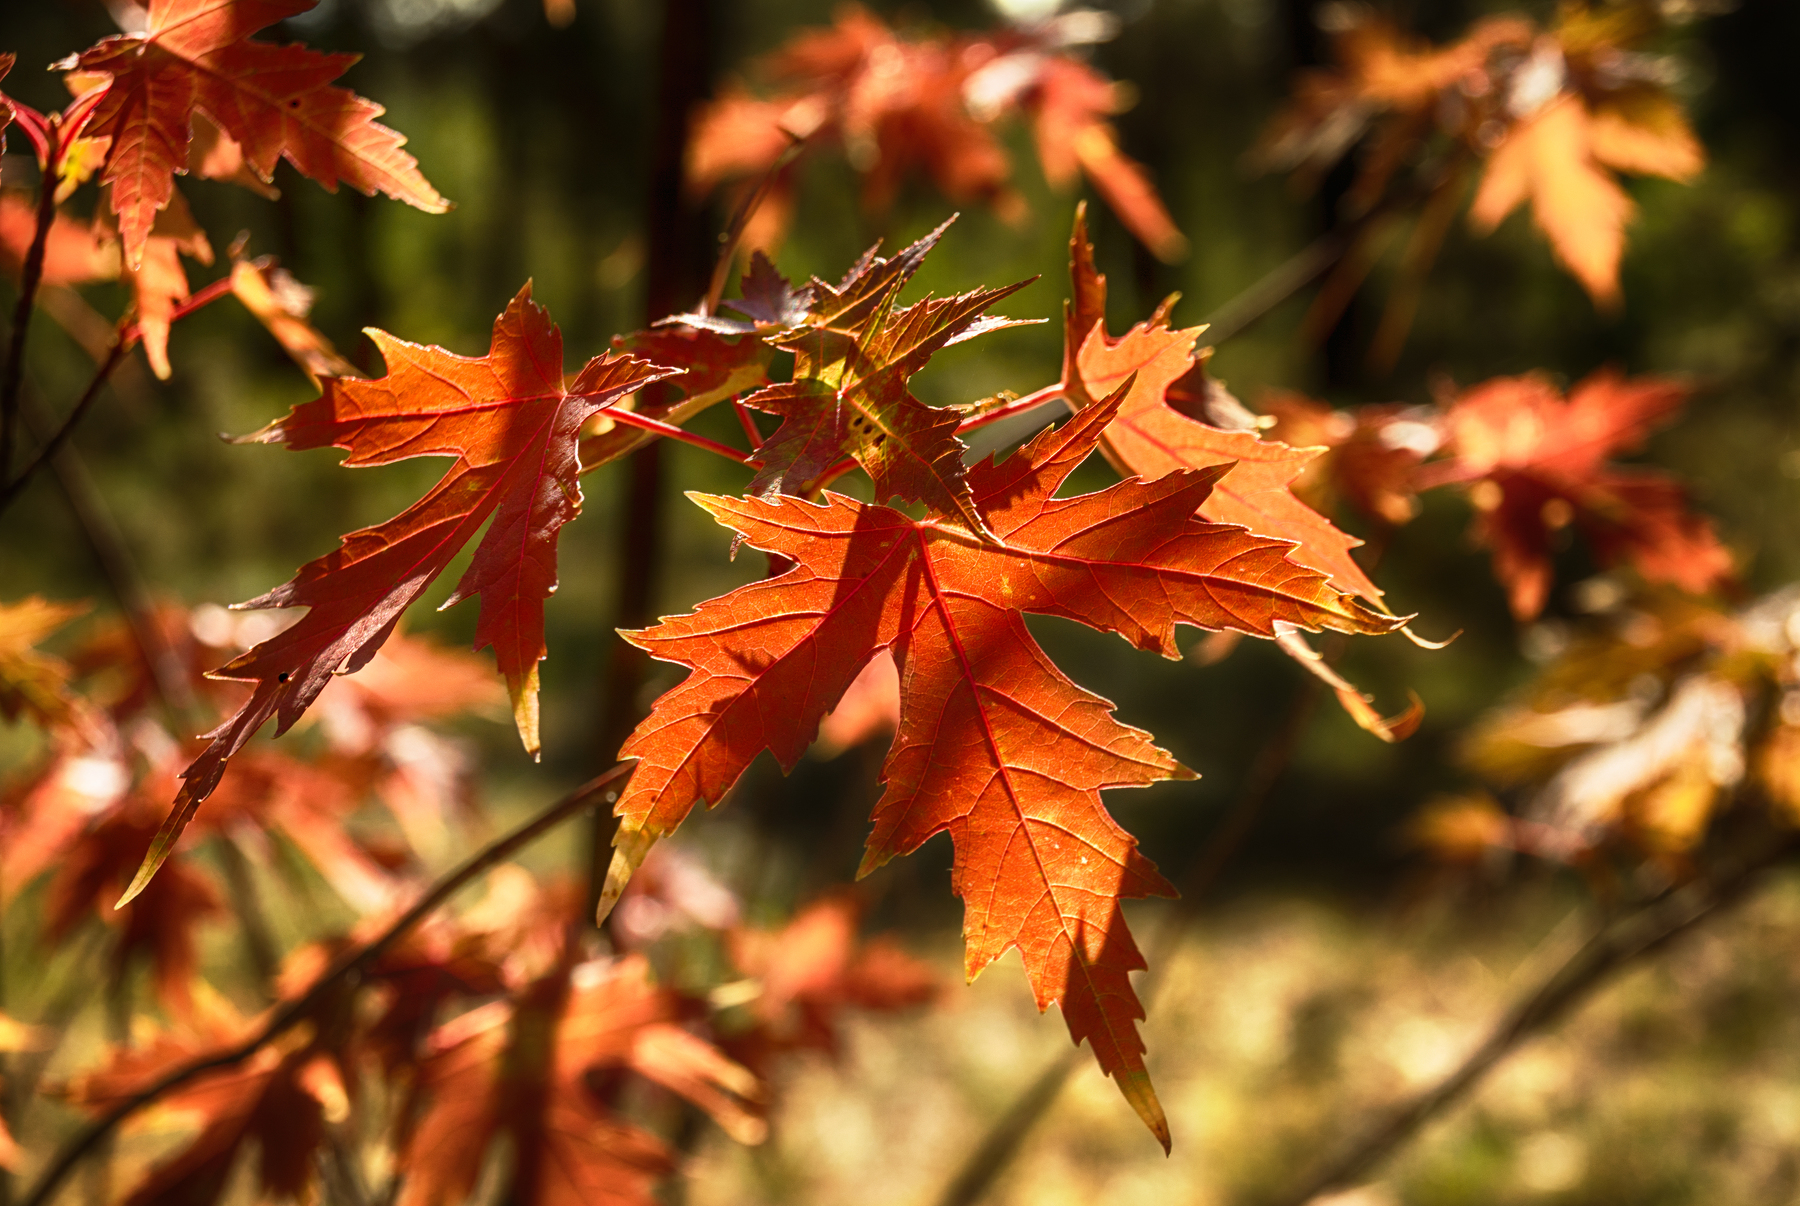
[124, 286, 674, 905]
[1469, 94, 1634, 307]
[686, 5, 1182, 260]
[229, 255, 357, 385]
[67, 1011, 349, 1206]
[396, 955, 764, 1206]
[1261, 391, 1441, 528]
[45, 798, 223, 1018]
[742, 217, 1035, 534]
[0, 596, 94, 734]
[1020, 55, 1186, 262]
[68, 0, 447, 270]
[813, 647, 900, 757]
[578, 253, 811, 470]
[1431, 370, 1732, 620]
[0, 192, 120, 287]
[118, 184, 215, 379]
[726, 889, 937, 1064]
[607, 387, 1400, 1144]
[1059, 207, 1383, 602]
[1255, 6, 1703, 330]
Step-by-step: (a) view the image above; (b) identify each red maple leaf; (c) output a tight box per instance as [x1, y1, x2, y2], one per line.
[66, 1009, 350, 1206]
[725, 889, 937, 1066]
[396, 955, 764, 1206]
[44, 795, 223, 1019]
[124, 286, 673, 905]
[1060, 207, 1384, 602]
[228, 254, 358, 386]
[1260, 391, 1441, 528]
[607, 387, 1400, 1144]
[67, 0, 447, 269]
[685, 5, 1183, 261]
[1429, 370, 1733, 619]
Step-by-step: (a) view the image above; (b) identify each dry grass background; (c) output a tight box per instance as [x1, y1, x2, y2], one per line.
[687, 876, 1800, 1206]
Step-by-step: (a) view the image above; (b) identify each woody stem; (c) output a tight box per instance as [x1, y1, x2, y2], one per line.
[1259, 826, 1800, 1206]
[0, 127, 60, 482]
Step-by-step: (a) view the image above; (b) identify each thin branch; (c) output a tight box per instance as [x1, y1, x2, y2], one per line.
[1, 129, 61, 479]
[700, 137, 807, 318]
[18, 761, 636, 1206]
[127, 272, 240, 343]
[5, 106, 52, 168]
[600, 406, 757, 466]
[1260, 831, 1800, 1206]
[0, 336, 129, 518]
[935, 1049, 1086, 1206]
[1199, 226, 1357, 348]
[1199, 170, 1443, 348]
[18, 382, 200, 722]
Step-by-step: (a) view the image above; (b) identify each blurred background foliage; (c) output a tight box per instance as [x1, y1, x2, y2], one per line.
[5, 0, 1800, 1201]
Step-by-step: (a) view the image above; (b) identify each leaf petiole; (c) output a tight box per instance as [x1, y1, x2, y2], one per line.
[600, 406, 760, 467]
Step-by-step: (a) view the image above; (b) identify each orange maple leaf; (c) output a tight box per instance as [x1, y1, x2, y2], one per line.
[68, 0, 447, 270]
[686, 5, 1182, 260]
[1432, 369, 1732, 619]
[0, 595, 95, 735]
[1257, 6, 1703, 326]
[228, 254, 357, 386]
[397, 955, 764, 1206]
[606, 387, 1400, 1145]
[1060, 207, 1383, 602]
[44, 796, 223, 1018]
[67, 1011, 350, 1206]
[125, 287, 673, 905]
[1260, 391, 1441, 528]
[726, 889, 937, 1064]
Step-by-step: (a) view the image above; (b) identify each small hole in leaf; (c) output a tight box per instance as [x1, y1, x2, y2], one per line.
[277, 672, 290, 683]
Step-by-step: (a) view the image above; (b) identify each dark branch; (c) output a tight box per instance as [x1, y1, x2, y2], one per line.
[0, 337, 127, 519]
[0, 140, 61, 480]
[1259, 831, 1800, 1206]
[18, 761, 636, 1206]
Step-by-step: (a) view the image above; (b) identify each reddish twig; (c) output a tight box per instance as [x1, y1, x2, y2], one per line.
[601, 407, 758, 466]
[5, 104, 51, 169]
[731, 397, 764, 450]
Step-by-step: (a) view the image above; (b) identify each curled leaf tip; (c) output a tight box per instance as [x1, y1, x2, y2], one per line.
[1402, 624, 1461, 650]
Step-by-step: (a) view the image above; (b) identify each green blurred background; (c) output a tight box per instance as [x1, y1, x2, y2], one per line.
[5, 1, 1800, 1201]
